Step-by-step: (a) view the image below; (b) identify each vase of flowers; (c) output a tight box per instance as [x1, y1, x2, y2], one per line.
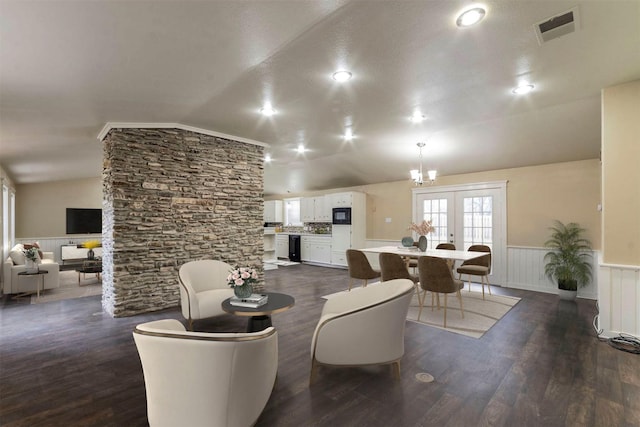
[408, 220, 436, 252]
[227, 266, 259, 298]
[82, 240, 101, 260]
[24, 247, 40, 273]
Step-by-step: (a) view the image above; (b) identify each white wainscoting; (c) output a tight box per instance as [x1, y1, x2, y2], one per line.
[507, 246, 597, 300]
[15, 236, 102, 263]
[597, 256, 640, 338]
[364, 241, 599, 300]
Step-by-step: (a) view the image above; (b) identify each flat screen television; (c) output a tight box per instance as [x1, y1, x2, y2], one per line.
[66, 208, 102, 234]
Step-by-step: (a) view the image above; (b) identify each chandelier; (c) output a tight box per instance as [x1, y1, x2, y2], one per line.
[410, 142, 437, 185]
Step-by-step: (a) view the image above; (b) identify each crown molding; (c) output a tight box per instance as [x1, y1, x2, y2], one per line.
[97, 122, 269, 148]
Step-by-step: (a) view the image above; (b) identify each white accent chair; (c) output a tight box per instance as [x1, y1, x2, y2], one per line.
[178, 260, 235, 330]
[133, 319, 278, 427]
[310, 278, 414, 384]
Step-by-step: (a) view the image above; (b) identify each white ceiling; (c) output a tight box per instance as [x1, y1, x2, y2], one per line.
[1, 1, 639, 195]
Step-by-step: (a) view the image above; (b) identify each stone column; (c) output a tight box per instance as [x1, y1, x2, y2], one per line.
[102, 127, 264, 317]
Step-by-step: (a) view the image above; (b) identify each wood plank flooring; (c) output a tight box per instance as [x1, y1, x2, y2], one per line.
[1, 264, 639, 426]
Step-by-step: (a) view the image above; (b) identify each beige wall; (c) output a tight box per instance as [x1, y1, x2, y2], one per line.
[269, 159, 601, 248]
[15, 177, 102, 238]
[602, 79, 640, 265]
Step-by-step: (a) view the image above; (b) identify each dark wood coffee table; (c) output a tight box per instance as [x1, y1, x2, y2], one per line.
[75, 260, 102, 285]
[221, 292, 295, 332]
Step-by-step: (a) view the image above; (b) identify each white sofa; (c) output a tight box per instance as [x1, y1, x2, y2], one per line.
[310, 278, 415, 384]
[3, 244, 60, 295]
[133, 319, 278, 427]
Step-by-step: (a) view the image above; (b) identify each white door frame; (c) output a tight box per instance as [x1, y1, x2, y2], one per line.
[412, 180, 508, 285]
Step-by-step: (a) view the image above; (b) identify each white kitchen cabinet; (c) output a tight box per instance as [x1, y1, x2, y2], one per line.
[301, 196, 331, 223]
[264, 200, 283, 223]
[301, 235, 331, 264]
[330, 192, 366, 267]
[276, 235, 289, 259]
[330, 192, 353, 208]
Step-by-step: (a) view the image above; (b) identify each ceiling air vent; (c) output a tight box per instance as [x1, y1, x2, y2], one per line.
[534, 7, 580, 45]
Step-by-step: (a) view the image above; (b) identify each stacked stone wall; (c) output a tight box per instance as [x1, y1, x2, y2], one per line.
[102, 128, 264, 317]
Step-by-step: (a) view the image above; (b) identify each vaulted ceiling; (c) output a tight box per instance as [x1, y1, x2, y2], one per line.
[1, 1, 639, 195]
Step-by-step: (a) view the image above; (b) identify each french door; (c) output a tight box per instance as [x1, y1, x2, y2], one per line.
[412, 181, 507, 285]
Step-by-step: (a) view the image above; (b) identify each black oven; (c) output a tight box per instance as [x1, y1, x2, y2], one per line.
[332, 207, 352, 225]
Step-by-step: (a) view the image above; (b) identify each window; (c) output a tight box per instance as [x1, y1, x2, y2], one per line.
[422, 198, 448, 249]
[462, 196, 493, 249]
[284, 198, 302, 226]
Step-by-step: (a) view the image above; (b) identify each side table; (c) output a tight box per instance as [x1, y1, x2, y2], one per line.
[17, 270, 49, 300]
[221, 292, 295, 332]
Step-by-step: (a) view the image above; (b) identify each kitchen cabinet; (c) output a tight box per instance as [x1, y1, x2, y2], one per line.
[301, 196, 331, 223]
[330, 192, 353, 208]
[301, 235, 332, 264]
[264, 200, 283, 223]
[276, 235, 289, 259]
[330, 192, 366, 267]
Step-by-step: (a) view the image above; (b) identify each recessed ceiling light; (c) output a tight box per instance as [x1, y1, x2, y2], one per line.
[332, 70, 352, 82]
[456, 6, 486, 27]
[344, 129, 354, 141]
[297, 144, 305, 154]
[410, 112, 426, 123]
[260, 104, 276, 116]
[264, 154, 272, 162]
[512, 83, 534, 95]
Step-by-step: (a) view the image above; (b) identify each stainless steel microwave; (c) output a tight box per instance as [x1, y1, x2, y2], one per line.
[332, 207, 351, 225]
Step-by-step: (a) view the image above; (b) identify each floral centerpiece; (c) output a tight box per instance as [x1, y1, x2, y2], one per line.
[227, 266, 259, 298]
[408, 219, 435, 251]
[24, 247, 40, 272]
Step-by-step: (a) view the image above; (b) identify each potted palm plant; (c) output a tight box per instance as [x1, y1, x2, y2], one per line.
[544, 220, 592, 300]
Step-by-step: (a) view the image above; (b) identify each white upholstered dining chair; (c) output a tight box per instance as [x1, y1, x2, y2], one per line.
[133, 319, 278, 427]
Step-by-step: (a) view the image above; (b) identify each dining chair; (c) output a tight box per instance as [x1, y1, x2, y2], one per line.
[436, 243, 457, 272]
[417, 256, 464, 327]
[456, 245, 492, 299]
[379, 252, 420, 302]
[346, 249, 381, 291]
[435, 243, 456, 250]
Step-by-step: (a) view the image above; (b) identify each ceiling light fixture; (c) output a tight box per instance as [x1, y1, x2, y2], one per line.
[297, 144, 305, 154]
[332, 70, 352, 82]
[260, 104, 276, 116]
[456, 6, 487, 27]
[512, 83, 535, 95]
[344, 128, 354, 141]
[410, 112, 425, 123]
[410, 142, 437, 185]
[264, 154, 272, 162]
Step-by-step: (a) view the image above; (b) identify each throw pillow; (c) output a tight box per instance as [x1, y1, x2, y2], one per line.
[9, 249, 26, 265]
[24, 243, 44, 259]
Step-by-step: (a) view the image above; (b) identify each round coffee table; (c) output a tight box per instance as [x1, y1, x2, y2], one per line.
[221, 292, 295, 332]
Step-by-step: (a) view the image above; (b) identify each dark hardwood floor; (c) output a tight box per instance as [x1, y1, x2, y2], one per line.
[1, 264, 639, 426]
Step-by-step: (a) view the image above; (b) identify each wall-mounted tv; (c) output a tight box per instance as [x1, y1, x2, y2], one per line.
[66, 208, 102, 234]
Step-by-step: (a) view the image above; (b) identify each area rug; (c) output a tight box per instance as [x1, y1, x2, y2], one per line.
[265, 260, 300, 267]
[406, 291, 520, 339]
[30, 270, 102, 304]
[322, 284, 520, 339]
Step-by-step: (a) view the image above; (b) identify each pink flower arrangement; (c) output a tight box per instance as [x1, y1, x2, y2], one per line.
[227, 266, 259, 288]
[408, 219, 435, 236]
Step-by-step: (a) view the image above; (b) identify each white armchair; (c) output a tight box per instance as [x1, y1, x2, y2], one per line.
[3, 244, 60, 295]
[310, 278, 414, 384]
[178, 260, 235, 330]
[133, 319, 278, 427]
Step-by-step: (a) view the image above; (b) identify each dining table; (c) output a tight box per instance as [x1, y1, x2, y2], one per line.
[359, 245, 486, 262]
